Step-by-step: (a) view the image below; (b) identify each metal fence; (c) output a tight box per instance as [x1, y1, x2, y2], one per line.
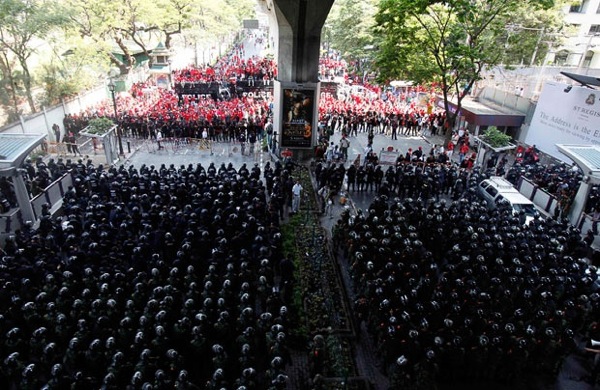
[516, 176, 559, 217]
[0, 170, 73, 239]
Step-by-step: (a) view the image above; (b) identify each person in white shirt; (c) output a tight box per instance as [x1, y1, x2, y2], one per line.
[325, 142, 335, 162]
[156, 130, 163, 150]
[291, 179, 303, 214]
[339, 136, 350, 161]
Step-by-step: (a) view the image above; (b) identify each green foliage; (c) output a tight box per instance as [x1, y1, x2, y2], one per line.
[37, 63, 80, 107]
[281, 213, 308, 340]
[481, 126, 512, 147]
[185, 0, 255, 51]
[325, 334, 355, 377]
[495, 2, 567, 65]
[85, 117, 116, 135]
[0, 0, 72, 113]
[373, 0, 555, 127]
[0, 0, 255, 117]
[63, 0, 252, 72]
[323, 0, 379, 65]
[0, 60, 26, 124]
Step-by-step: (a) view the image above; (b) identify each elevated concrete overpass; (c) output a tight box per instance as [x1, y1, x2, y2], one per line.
[260, 0, 335, 159]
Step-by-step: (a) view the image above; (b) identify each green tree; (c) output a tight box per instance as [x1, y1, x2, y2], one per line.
[0, 48, 24, 122]
[193, 0, 254, 47]
[323, 0, 379, 72]
[66, 0, 160, 74]
[0, 0, 71, 113]
[184, 0, 256, 65]
[67, 0, 254, 74]
[36, 39, 107, 106]
[497, 2, 567, 66]
[374, 0, 554, 136]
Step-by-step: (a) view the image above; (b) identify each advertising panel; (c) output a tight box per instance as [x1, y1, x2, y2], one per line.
[281, 88, 315, 148]
[526, 82, 600, 162]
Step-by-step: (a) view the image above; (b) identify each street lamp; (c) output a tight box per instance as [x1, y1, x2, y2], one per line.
[107, 78, 124, 156]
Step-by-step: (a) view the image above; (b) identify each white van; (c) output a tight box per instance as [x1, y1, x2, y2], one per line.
[478, 177, 540, 223]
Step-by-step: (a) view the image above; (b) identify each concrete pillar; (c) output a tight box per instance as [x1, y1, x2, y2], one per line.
[42, 106, 52, 140]
[271, 0, 334, 82]
[269, 0, 335, 159]
[11, 171, 35, 223]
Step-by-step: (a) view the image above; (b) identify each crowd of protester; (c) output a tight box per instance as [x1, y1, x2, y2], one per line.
[4, 28, 600, 389]
[173, 56, 276, 85]
[317, 86, 447, 145]
[0, 159, 305, 389]
[333, 179, 599, 387]
[58, 87, 271, 146]
[318, 50, 347, 82]
[60, 33, 445, 154]
[174, 32, 276, 85]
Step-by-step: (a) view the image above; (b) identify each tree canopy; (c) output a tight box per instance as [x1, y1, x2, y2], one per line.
[323, 0, 379, 72]
[0, 0, 71, 115]
[0, 0, 256, 123]
[374, 0, 556, 133]
[64, 0, 255, 73]
[184, 0, 255, 60]
[497, 2, 567, 66]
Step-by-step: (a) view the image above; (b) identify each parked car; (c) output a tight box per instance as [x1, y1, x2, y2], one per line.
[478, 176, 540, 224]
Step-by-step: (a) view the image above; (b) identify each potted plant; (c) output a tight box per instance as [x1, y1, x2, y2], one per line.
[82, 117, 116, 136]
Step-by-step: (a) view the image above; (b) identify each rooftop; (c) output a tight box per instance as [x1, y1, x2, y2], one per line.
[0, 133, 47, 171]
[556, 144, 600, 182]
[460, 96, 525, 117]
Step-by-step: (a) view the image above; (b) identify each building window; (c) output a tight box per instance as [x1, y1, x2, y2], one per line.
[582, 51, 594, 68]
[590, 25, 600, 34]
[571, 0, 591, 12]
[554, 50, 569, 66]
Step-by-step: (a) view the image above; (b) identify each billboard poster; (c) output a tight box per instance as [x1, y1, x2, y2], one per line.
[281, 88, 315, 148]
[526, 82, 600, 162]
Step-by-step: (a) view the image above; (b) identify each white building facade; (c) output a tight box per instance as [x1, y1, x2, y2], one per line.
[553, 0, 600, 69]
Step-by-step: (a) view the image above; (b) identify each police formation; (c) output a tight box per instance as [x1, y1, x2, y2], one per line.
[506, 161, 584, 213]
[316, 160, 473, 202]
[332, 165, 599, 389]
[0, 159, 298, 390]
